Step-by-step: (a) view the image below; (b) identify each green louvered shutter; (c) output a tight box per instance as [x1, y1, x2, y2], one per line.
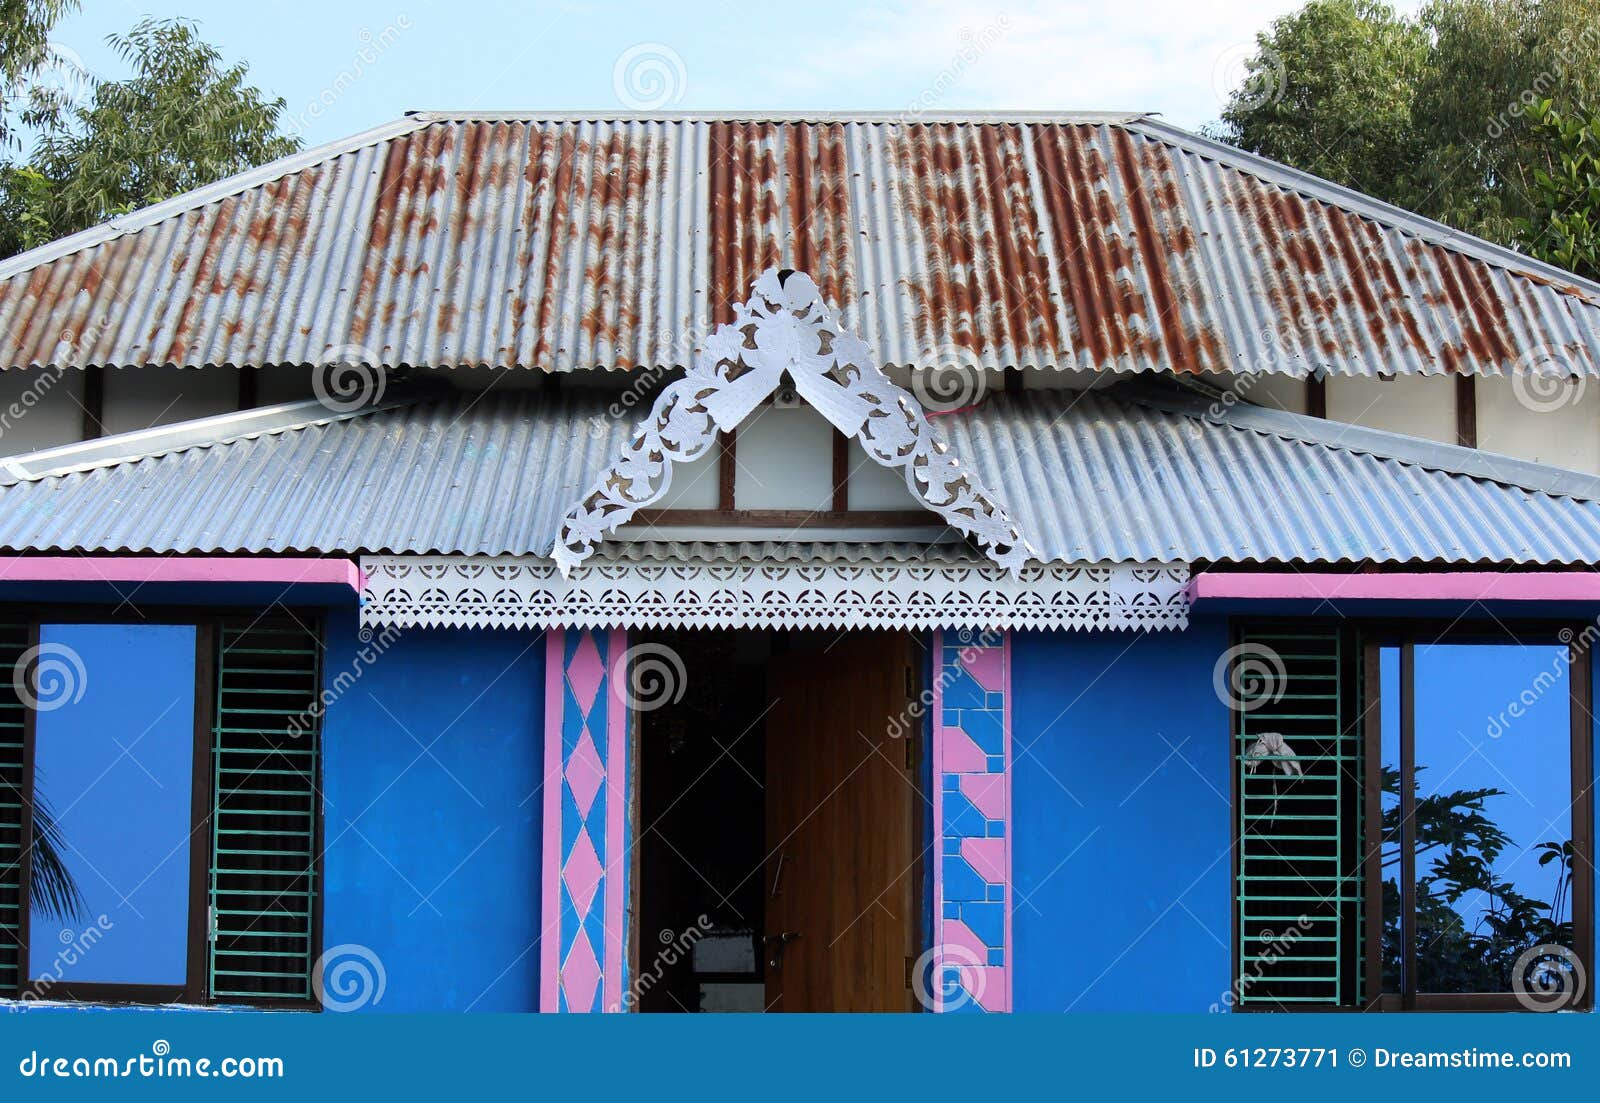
[208, 615, 323, 1004]
[0, 619, 26, 995]
[1231, 624, 1365, 1008]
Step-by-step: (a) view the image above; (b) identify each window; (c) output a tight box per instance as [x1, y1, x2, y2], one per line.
[1230, 622, 1593, 1012]
[1371, 634, 1593, 1010]
[1230, 625, 1364, 1009]
[0, 611, 323, 1007]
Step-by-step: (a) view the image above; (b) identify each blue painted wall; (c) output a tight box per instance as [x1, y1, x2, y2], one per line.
[320, 613, 546, 1012]
[1010, 618, 1232, 1012]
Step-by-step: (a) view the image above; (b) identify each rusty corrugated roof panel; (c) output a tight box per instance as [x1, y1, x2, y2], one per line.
[5, 386, 1600, 564]
[2, 111, 1597, 376]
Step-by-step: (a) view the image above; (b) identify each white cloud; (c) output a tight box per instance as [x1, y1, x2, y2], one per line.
[764, 0, 1306, 129]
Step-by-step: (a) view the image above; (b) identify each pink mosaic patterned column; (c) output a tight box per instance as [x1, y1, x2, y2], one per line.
[930, 629, 1012, 1012]
[540, 628, 630, 1012]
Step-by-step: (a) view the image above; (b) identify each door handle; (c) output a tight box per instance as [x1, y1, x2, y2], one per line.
[764, 930, 801, 970]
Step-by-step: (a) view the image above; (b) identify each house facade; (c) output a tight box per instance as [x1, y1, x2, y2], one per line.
[0, 112, 1595, 1013]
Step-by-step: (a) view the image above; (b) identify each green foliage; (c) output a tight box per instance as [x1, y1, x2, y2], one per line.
[1212, 0, 1429, 202]
[0, 162, 54, 258]
[27, 791, 87, 923]
[1214, 0, 1600, 263]
[1515, 99, 1600, 279]
[0, 16, 301, 259]
[22, 18, 300, 245]
[1379, 764, 1574, 994]
[1413, 0, 1600, 244]
[0, 0, 78, 151]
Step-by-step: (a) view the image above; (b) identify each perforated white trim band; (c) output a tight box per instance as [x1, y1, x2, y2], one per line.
[360, 555, 1189, 632]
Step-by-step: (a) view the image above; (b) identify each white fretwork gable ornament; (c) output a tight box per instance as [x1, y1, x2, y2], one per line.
[553, 269, 1033, 575]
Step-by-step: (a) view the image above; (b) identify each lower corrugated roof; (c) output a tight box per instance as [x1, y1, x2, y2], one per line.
[3, 384, 1600, 566]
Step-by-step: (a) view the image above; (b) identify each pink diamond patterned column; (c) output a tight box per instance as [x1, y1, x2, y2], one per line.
[540, 629, 630, 1012]
[930, 629, 1012, 1012]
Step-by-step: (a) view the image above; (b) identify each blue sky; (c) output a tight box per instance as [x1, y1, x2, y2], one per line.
[38, 0, 1339, 149]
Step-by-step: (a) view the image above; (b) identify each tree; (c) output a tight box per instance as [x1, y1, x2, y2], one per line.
[1211, 0, 1429, 204]
[1213, 0, 1600, 257]
[1516, 99, 1600, 280]
[1379, 764, 1576, 995]
[1, 17, 301, 259]
[1412, 0, 1600, 246]
[0, 0, 78, 151]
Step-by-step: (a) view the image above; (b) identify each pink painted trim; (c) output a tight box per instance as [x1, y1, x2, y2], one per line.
[601, 627, 628, 1013]
[1188, 570, 1600, 604]
[931, 629, 946, 1014]
[539, 629, 565, 1013]
[1000, 631, 1013, 1014]
[0, 555, 362, 591]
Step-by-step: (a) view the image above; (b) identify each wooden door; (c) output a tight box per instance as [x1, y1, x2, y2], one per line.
[764, 633, 919, 1012]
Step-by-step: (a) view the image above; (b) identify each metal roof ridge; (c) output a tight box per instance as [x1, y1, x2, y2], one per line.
[0, 392, 423, 486]
[1128, 117, 1600, 306]
[0, 115, 433, 283]
[1116, 379, 1600, 502]
[404, 108, 1155, 125]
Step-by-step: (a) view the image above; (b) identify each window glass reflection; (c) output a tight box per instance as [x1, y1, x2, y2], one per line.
[1379, 646, 1403, 994]
[1411, 643, 1574, 994]
[28, 624, 197, 988]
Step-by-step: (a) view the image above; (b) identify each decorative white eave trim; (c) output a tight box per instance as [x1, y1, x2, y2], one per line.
[551, 268, 1034, 575]
[359, 554, 1190, 632]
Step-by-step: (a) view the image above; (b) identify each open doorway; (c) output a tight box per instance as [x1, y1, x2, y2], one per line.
[634, 629, 924, 1012]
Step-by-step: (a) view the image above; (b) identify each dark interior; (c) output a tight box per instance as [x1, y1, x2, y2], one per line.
[636, 629, 770, 1012]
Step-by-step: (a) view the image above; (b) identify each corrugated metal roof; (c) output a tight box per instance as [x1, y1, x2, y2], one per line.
[1, 112, 1596, 377]
[0, 389, 631, 556]
[4, 384, 1600, 566]
[944, 391, 1600, 564]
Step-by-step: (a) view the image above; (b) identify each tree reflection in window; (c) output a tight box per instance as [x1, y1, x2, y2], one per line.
[1380, 643, 1577, 996]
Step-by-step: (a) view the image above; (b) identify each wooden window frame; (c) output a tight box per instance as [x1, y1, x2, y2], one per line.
[1359, 623, 1594, 1012]
[6, 604, 324, 1009]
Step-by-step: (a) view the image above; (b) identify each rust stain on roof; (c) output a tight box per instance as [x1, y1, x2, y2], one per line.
[1, 114, 1597, 376]
[709, 121, 783, 326]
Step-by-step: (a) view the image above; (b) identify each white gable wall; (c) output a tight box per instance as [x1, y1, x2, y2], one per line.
[4, 363, 1600, 485]
[1477, 374, 1600, 474]
[1324, 374, 1456, 444]
[734, 405, 835, 511]
[0, 369, 85, 455]
[100, 366, 242, 436]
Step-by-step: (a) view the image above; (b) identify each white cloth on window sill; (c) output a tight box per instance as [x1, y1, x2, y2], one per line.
[1244, 731, 1303, 777]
